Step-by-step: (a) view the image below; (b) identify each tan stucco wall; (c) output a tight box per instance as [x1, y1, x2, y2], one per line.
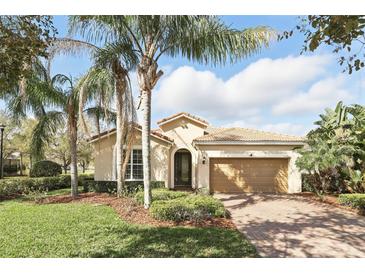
[93, 134, 116, 181]
[150, 137, 171, 185]
[195, 144, 303, 193]
[92, 131, 171, 183]
[159, 117, 207, 188]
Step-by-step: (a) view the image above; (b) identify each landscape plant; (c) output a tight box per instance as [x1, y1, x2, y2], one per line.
[29, 160, 62, 177]
[297, 101, 365, 194]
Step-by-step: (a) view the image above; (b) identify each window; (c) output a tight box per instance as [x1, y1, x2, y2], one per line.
[125, 149, 143, 180]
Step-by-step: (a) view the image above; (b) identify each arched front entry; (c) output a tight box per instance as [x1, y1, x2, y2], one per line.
[174, 149, 192, 187]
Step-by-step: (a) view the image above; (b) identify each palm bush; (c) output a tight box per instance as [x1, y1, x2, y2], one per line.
[297, 101, 365, 194]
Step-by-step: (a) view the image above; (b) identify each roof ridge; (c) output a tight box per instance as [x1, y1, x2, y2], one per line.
[157, 112, 209, 125]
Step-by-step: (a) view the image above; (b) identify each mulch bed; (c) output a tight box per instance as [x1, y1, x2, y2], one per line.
[38, 192, 236, 229]
[295, 192, 364, 216]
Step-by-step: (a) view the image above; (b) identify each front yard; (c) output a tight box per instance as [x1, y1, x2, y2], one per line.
[0, 191, 257, 258]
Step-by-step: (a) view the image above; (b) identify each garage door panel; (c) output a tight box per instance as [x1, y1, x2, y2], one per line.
[210, 158, 288, 193]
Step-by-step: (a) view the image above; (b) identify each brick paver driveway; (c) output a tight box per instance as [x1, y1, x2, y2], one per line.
[215, 193, 365, 257]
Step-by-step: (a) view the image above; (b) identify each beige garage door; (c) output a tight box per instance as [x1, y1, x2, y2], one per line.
[210, 158, 288, 193]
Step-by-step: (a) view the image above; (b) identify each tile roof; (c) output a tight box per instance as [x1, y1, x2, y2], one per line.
[88, 125, 174, 143]
[157, 112, 209, 126]
[194, 127, 305, 143]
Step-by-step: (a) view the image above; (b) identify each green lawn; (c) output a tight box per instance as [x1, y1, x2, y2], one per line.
[0, 200, 257, 258]
[45, 186, 84, 196]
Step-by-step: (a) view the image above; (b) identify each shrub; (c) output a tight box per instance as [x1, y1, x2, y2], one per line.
[0, 174, 91, 198]
[29, 160, 62, 177]
[83, 180, 165, 194]
[150, 194, 226, 222]
[134, 188, 188, 205]
[83, 180, 117, 194]
[338, 194, 365, 211]
[0, 176, 71, 198]
[77, 174, 94, 186]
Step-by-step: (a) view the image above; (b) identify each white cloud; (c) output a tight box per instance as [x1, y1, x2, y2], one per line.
[260, 123, 312, 136]
[272, 75, 353, 115]
[153, 55, 353, 124]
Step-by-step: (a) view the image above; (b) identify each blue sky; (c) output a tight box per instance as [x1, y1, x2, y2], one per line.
[24, 16, 365, 135]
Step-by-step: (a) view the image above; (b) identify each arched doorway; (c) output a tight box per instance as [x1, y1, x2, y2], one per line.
[174, 149, 192, 187]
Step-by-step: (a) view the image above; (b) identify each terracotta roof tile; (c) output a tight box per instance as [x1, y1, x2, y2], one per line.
[88, 125, 174, 143]
[157, 112, 209, 126]
[194, 127, 305, 143]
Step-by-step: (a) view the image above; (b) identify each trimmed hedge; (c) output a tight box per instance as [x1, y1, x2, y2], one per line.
[150, 194, 226, 222]
[83, 180, 165, 194]
[0, 176, 70, 197]
[0, 174, 94, 198]
[134, 188, 188, 205]
[29, 160, 62, 177]
[338, 194, 365, 211]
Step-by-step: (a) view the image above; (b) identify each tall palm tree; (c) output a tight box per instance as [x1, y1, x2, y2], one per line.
[1, 59, 82, 196]
[50, 37, 138, 197]
[70, 16, 275, 208]
[53, 74, 80, 197]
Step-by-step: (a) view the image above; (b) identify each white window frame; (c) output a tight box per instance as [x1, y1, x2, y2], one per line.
[125, 149, 143, 181]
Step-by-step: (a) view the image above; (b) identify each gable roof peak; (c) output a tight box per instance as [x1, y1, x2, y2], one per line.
[157, 112, 209, 127]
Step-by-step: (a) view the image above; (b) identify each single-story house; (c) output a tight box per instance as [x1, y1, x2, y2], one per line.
[89, 112, 305, 193]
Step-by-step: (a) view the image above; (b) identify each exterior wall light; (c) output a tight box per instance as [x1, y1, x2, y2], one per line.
[202, 156, 206, 164]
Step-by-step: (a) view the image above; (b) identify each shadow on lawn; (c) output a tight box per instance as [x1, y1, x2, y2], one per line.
[79, 225, 258, 258]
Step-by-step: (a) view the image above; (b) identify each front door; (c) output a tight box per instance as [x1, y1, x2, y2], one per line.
[174, 149, 192, 187]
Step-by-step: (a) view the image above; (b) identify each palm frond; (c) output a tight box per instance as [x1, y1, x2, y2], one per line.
[31, 111, 65, 161]
[77, 67, 115, 134]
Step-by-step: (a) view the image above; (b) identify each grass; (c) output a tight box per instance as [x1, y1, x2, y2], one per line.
[0, 199, 257, 258]
[45, 186, 84, 196]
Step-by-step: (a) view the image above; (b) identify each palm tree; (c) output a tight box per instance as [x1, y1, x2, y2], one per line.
[2, 59, 65, 162]
[2, 59, 85, 197]
[53, 74, 80, 196]
[50, 37, 138, 197]
[70, 16, 274, 208]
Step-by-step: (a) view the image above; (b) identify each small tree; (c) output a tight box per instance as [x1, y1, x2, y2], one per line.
[77, 136, 93, 173]
[45, 129, 71, 174]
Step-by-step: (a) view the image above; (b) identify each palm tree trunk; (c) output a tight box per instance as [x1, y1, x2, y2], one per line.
[114, 62, 127, 197]
[115, 91, 125, 197]
[137, 56, 163, 209]
[68, 112, 78, 197]
[141, 88, 152, 208]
